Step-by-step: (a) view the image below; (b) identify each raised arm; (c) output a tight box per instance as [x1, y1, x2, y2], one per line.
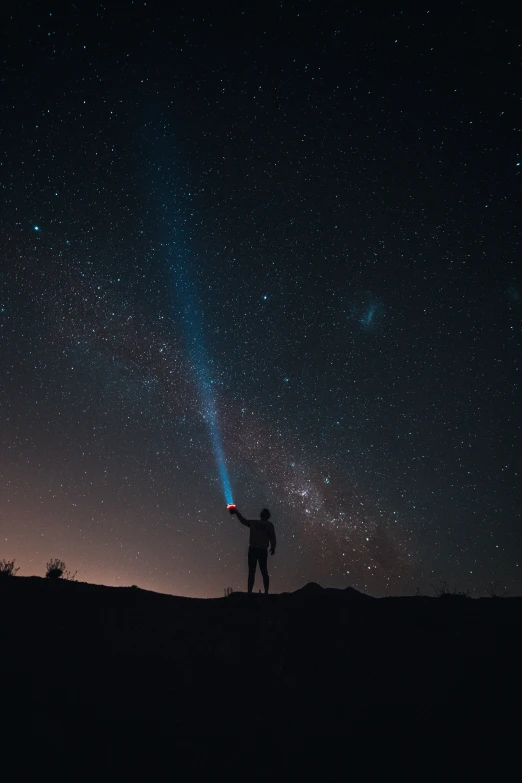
[233, 509, 251, 528]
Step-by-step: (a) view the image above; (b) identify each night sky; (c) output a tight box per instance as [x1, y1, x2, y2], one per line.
[2, 2, 520, 598]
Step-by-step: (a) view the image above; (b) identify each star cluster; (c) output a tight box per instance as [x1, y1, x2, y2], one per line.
[1, 2, 520, 596]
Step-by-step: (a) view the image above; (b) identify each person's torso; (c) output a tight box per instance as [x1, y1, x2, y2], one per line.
[249, 520, 271, 549]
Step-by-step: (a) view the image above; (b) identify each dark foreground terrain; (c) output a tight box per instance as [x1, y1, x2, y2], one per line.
[2, 577, 520, 771]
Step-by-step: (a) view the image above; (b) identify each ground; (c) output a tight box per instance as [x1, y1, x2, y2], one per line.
[2, 577, 520, 772]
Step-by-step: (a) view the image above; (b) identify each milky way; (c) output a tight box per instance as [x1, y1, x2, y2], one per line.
[1, 2, 520, 597]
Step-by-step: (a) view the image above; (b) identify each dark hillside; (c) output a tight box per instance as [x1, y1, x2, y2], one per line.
[2, 577, 520, 768]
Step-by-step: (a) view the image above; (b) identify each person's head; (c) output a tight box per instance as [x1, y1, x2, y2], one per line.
[260, 508, 271, 521]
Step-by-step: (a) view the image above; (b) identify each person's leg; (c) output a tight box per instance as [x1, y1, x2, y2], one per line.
[247, 547, 257, 593]
[258, 549, 269, 594]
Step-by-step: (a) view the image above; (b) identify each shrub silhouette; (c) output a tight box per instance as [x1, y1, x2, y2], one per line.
[431, 579, 470, 598]
[486, 580, 508, 598]
[45, 559, 77, 580]
[0, 559, 19, 578]
[224, 587, 235, 597]
[46, 558, 66, 579]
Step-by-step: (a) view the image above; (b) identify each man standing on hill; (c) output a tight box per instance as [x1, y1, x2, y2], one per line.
[230, 507, 276, 594]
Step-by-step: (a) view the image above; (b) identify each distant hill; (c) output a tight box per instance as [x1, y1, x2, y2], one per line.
[290, 581, 374, 599]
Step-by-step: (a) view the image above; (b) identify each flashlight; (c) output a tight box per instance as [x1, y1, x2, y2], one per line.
[227, 504, 237, 515]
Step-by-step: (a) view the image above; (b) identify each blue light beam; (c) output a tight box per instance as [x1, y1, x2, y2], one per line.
[172, 260, 233, 505]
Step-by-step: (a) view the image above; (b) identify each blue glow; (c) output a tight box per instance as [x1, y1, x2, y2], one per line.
[351, 294, 385, 331]
[34, 225, 40, 231]
[173, 261, 233, 505]
[360, 306, 376, 326]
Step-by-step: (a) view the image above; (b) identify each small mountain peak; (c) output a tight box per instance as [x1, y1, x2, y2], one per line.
[294, 582, 325, 595]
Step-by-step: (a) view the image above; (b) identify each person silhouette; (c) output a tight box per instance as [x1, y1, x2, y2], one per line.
[230, 507, 276, 594]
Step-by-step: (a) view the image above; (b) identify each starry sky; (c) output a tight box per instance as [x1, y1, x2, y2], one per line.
[1, 2, 520, 598]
